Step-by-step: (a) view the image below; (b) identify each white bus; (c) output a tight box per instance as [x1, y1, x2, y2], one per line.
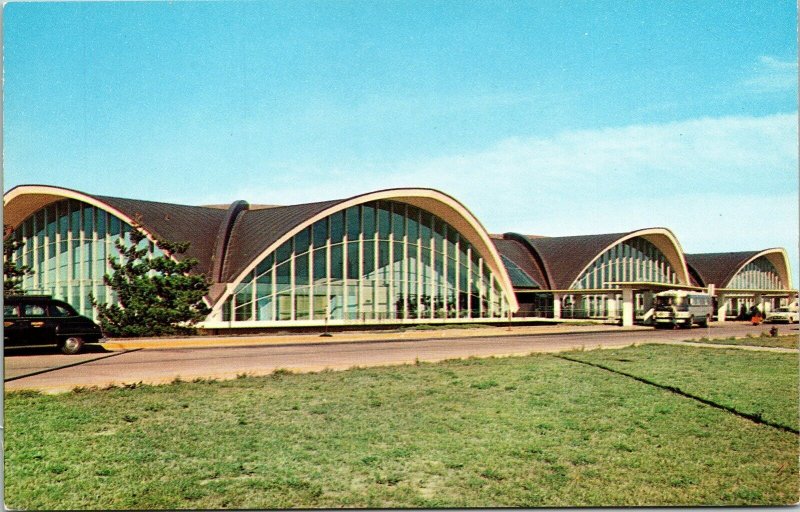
[653, 290, 713, 328]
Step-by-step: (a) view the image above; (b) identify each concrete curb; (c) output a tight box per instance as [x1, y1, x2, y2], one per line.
[102, 324, 653, 351]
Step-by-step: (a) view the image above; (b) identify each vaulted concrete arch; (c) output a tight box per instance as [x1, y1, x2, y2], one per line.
[566, 228, 691, 289]
[211, 188, 519, 317]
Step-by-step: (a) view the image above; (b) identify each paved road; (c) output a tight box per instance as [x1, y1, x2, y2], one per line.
[4, 322, 795, 393]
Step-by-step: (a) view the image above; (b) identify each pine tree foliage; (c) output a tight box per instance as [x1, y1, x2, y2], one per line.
[3, 225, 34, 296]
[91, 223, 210, 337]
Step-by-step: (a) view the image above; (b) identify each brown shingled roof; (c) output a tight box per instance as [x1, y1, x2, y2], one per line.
[491, 237, 547, 288]
[88, 193, 349, 286]
[89, 194, 228, 277]
[684, 251, 762, 288]
[220, 199, 346, 283]
[522, 232, 632, 290]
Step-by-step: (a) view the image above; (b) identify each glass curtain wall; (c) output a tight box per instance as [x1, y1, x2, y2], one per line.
[727, 258, 783, 290]
[566, 237, 679, 319]
[9, 199, 164, 318]
[719, 257, 784, 319]
[224, 200, 510, 323]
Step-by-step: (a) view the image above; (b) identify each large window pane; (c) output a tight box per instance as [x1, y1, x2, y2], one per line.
[96, 210, 106, 238]
[276, 261, 291, 287]
[378, 241, 390, 273]
[362, 204, 375, 241]
[257, 294, 274, 321]
[313, 218, 328, 248]
[235, 282, 253, 321]
[295, 252, 309, 287]
[256, 254, 274, 278]
[256, 267, 274, 321]
[275, 240, 292, 265]
[406, 206, 419, 242]
[363, 241, 375, 276]
[295, 287, 310, 320]
[391, 203, 405, 239]
[346, 206, 360, 240]
[420, 211, 432, 250]
[347, 242, 359, 279]
[377, 202, 391, 240]
[59, 203, 69, 253]
[294, 227, 311, 254]
[329, 284, 344, 319]
[313, 247, 327, 282]
[330, 211, 344, 243]
[330, 244, 344, 280]
[433, 217, 445, 250]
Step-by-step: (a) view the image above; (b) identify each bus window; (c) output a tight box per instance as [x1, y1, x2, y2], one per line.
[656, 296, 684, 307]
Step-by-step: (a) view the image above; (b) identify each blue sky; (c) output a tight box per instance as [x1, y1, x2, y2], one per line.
[4, 1, 798, 285]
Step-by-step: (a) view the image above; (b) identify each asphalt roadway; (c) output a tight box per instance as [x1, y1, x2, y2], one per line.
[4, 322, 796, 393]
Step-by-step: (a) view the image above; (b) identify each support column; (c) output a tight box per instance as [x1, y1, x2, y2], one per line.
[621, 287, 634, 327]
[716, 294, 727, 323]
[553, 293, 562, 320]
[606, 292, 617, 319]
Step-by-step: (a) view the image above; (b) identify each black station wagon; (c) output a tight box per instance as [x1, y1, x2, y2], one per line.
[4, 296, 105, 354]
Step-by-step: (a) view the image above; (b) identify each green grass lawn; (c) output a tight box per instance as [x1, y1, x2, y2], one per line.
[565, 344, 799, 432]
[5, 346, 799, 509]
[683, 333, 799, 350]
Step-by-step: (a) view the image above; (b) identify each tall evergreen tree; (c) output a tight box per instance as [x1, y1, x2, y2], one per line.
[91, 223, 210, 337]
[3, 225, 34, 296]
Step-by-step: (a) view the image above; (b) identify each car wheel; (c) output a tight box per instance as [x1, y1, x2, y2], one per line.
[698, 314, 710, 328]
[59, 336, 85, 355]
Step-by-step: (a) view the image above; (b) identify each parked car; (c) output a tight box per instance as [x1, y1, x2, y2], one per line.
[3, 295, 105, 354]
[765, 307, 799, 324]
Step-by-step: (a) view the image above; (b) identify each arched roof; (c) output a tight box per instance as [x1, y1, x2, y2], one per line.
[490, 235, 548, 289]
[214, 188, 519, 312]
[502, 228, 691, 290]
[219, 198, 347, 283]
[5, 185, 518, 312]
[4, 185, 228, 276]
[685, 249, 793, 289]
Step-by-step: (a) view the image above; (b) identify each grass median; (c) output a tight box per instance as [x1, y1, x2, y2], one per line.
[5, 345, 798, 509]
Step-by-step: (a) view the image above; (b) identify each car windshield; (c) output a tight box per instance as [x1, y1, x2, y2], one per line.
[656, 296, 684, 307]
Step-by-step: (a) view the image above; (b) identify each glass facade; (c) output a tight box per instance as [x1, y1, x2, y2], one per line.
[222, 200, 510, 323]
[573, 237, 679, 290]
[9, 199, 163, 318]
[727, 257, 783, 290]
[717, 256, 785, 319]
[561, 237, 679, 319]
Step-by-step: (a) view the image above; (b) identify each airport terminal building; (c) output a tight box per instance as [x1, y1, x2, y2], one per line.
[4, 185, 796, 330]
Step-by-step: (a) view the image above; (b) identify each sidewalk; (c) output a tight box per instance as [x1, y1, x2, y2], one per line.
[103, 323, 651, 351]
